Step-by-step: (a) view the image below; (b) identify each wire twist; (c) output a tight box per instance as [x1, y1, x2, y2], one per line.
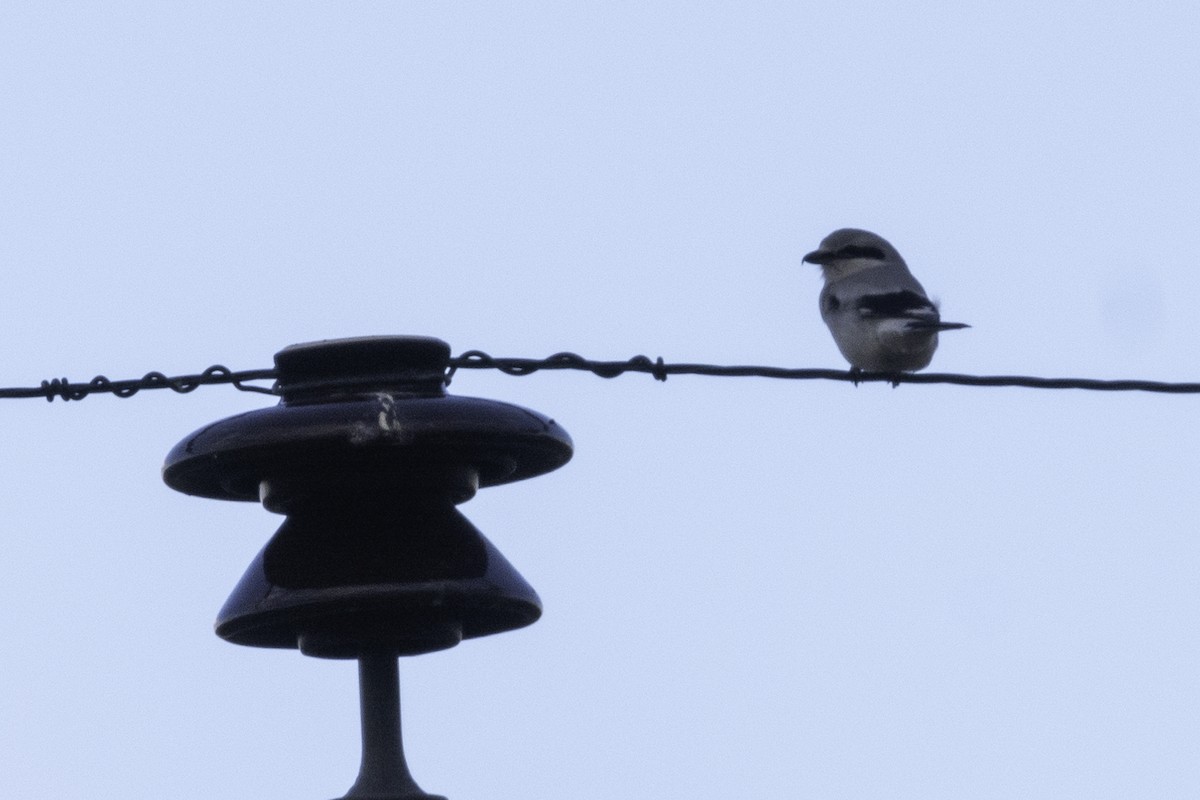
[16, 367, 278, 402]
[449, 351, 669, 382]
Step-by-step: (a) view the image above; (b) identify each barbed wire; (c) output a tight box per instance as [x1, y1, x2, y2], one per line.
[0, 367, 279, 402]
[2, 353, 1198, 402]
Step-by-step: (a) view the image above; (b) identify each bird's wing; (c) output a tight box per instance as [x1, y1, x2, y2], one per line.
[853, 290, 970, 331]
[854, 290, 940, 321]
[826, 266, 970, 331]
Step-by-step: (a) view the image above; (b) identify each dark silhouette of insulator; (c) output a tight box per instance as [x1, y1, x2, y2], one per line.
[163, 335, 572, 800]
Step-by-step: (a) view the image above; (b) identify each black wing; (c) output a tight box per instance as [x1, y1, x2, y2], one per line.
[855, 290, 938, 320]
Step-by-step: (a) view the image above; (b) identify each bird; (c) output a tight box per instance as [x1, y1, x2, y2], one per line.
[802, 228, 969, 377]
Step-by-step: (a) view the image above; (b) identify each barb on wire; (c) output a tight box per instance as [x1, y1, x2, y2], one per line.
[446, 351, 1200, 394]
[0, 366, 279, 402]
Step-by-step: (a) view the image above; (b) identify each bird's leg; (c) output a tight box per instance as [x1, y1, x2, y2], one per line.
[848, 366, 863, 386]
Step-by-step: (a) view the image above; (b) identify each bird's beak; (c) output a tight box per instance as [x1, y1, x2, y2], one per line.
[802, 249, 831, 265]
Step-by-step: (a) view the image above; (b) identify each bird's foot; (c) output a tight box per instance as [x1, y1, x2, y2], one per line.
[847, 368, 904, 387]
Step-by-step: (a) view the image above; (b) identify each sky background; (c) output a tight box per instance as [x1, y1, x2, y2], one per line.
[2, 3, 1199, 799]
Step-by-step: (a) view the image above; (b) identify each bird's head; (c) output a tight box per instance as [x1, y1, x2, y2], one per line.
[803, 228, 905, 281]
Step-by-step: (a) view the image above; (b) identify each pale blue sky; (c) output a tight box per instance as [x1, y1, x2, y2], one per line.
[2, 3, 1198, 799]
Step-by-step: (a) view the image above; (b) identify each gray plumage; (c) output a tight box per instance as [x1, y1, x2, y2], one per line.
[802, 228, 968, 372]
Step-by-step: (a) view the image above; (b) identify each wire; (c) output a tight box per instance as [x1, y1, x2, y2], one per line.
[2, 352, 1198, 401]
[445, 352, 1200, 393]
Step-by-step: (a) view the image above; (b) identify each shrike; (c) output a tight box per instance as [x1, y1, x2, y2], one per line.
[802, 228, 969, 374]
